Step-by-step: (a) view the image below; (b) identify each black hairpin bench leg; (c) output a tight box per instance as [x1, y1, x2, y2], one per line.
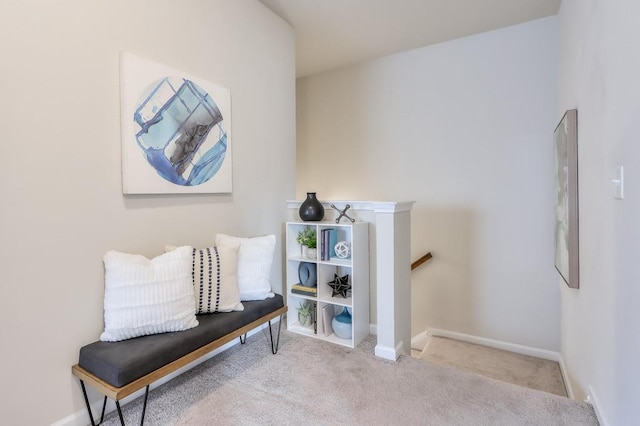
[239, 333, 247, 344]
[80, 381, 149, 426]
[80, 380, 107, 425]
[269, 316, 283, 354]
[115, 384, 149, 426]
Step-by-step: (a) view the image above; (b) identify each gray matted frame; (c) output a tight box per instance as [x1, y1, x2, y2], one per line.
[554, 109, 579, 289]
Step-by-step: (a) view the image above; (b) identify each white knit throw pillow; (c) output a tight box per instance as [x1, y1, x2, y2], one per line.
[100, 246, 199, 342]
[215, 233, 276, 301]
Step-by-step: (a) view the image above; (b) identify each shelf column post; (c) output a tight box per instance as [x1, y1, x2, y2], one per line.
[373, 201, 414, 361]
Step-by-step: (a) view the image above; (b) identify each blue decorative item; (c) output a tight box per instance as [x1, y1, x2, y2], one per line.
[298, 262, 317, 287]
[135, 77, 227, 186]
[332, 307, 352, 339]
[299, 192, 324, 221]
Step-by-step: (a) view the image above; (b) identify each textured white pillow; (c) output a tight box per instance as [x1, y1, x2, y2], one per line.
[100, 247, 199, 342]
[166, 243, 244, 314]
[215, 233, 276, 301]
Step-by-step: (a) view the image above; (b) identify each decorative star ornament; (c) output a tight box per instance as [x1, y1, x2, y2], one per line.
[327, 274, 351, 298]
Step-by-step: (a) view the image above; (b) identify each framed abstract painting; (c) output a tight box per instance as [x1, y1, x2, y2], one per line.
[120, 52, 232, 194]
[554, 109, 579, 289]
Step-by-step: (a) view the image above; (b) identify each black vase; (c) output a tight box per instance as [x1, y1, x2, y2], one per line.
[299, 192, 324, 221]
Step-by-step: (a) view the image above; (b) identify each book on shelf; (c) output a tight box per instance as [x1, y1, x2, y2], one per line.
[328, 229, 338, 258]
[291, 284, 317, 296]
[320, 228, 337, 261]
[313, 302, 317, 334]
[324, 229, 330, 261]
[321, 304, 335, 337]
[320, 229, 327, 261]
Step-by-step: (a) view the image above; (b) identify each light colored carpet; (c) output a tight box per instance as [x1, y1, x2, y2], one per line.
[102, 330, 597, 425]
[419, 337, 567, 397]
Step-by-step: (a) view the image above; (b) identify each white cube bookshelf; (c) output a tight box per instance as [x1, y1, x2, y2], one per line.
[285, 221, 369, 348]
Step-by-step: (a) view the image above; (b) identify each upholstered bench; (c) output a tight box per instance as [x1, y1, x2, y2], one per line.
[72, 295, 286, 426]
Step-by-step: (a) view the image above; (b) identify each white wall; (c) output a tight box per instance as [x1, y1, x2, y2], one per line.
[558, 1, 640, 424]
[0, 1, 295, 424]
[297, 17, 560, 351]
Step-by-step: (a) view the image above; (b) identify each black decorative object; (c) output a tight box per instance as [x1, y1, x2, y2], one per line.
[299, 192, 324, 221]
[327, 274, 351, 298]
[298, 262, 317, 287]
[330, 203, 355, 224]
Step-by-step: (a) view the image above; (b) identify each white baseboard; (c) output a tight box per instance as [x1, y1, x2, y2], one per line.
[586, 385, 609, 426]
[426, 328, 560, 362]
[558, 355, 574, 399]
[411, 330, 430, 351]
[53, 320, 279, 426]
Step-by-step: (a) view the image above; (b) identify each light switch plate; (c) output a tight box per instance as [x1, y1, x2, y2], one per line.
[612, 166, 624, 200]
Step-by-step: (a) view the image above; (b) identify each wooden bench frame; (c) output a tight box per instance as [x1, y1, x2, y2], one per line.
[72, 305, 287, 425]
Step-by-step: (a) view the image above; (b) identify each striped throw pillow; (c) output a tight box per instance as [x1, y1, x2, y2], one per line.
[190, 244, 244, 314]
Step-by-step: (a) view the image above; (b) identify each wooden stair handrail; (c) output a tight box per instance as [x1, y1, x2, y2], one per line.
[411, 252, 433, 271]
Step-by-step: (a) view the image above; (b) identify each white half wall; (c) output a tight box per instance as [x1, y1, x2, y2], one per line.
[0, 1, 295, 424]
[296, 17, 560, 351]
[558, 1, 640, 424]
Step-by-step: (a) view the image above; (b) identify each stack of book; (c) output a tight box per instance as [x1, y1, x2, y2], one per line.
[319, 228, 338, 261]
[291, 284, 317, 296]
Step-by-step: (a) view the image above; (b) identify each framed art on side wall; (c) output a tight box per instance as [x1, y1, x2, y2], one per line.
[554, 109, 579, 289]
[120, 52, 232, 194]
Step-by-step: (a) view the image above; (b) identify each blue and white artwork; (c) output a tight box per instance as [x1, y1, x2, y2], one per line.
[135, 77, 227, 186]
[121, 52, 232, 194]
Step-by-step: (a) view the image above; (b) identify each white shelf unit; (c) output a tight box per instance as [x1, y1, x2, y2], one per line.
[285, 221, 369, 348]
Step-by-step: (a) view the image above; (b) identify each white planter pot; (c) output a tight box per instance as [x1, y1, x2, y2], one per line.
[298, 313, 312, 326]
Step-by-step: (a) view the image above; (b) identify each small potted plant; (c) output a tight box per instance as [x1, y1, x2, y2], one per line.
[298, 301, 313, 326]
[296, 228, 317, 259]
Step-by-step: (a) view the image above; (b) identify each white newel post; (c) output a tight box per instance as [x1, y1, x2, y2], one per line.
[374, 202, 414, 361]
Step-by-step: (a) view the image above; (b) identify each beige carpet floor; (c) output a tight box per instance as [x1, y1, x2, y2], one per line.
[419, 336, 567, 397]
[100, 330, 596, 425]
